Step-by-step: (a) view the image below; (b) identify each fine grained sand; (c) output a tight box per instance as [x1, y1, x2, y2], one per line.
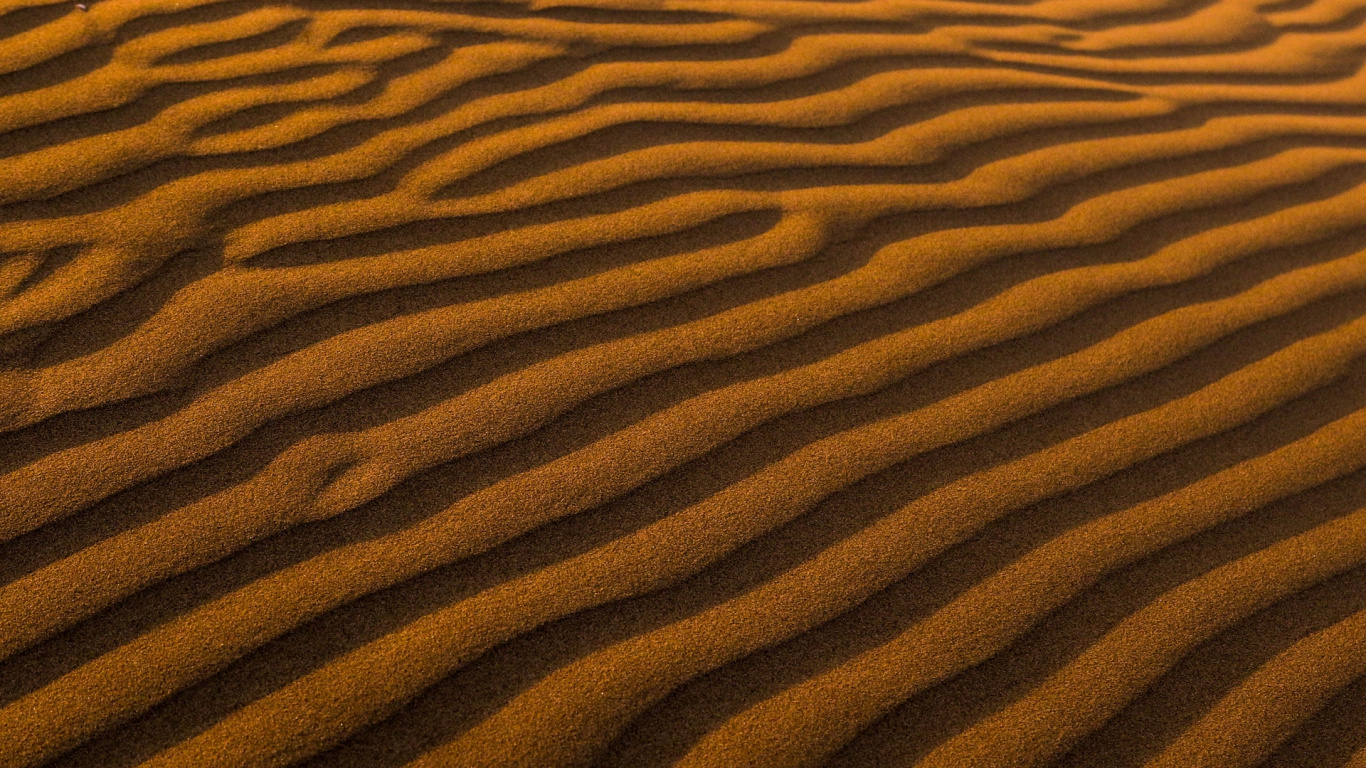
[5, 0, 1366, 765]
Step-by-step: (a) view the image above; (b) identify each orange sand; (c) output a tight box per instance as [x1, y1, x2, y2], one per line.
[5, 0, 1366, 765]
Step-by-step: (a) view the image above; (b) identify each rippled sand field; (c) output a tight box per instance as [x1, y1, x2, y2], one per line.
[6, 0, 1366, 766]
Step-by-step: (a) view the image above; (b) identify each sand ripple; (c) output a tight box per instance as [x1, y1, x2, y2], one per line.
[5, 0, 1366, 765]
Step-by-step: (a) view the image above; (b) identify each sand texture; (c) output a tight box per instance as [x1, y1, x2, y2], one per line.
[5, 0, 1366, 765]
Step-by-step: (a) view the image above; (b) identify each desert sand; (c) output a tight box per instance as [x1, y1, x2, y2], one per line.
[4, 0, 1366, 765]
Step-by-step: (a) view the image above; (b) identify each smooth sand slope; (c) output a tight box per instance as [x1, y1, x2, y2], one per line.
[5, 0, 1366, 765]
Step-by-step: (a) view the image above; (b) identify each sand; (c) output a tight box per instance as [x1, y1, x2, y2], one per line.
[4, 0, 1366, 765]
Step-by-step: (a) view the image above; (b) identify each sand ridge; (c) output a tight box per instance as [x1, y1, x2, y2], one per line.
[5, 0, 1366, 765]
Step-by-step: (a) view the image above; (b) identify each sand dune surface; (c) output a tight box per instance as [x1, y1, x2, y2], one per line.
[6, 0, 1366, 765]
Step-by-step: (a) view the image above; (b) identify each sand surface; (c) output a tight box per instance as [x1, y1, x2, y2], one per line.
[5, 0, 1366, 765]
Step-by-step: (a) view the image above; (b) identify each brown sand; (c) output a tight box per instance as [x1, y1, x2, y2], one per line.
[5, 0, 1366, 765]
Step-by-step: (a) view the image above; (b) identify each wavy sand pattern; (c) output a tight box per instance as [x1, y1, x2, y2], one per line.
[5, 0, 1366, 765]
